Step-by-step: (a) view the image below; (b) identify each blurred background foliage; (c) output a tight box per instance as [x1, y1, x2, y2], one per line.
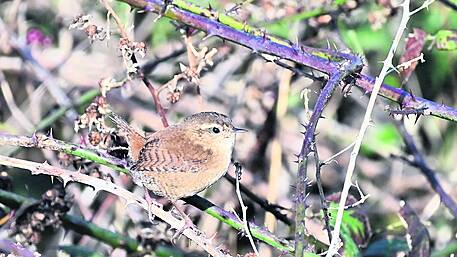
[0, 0, 456, 256]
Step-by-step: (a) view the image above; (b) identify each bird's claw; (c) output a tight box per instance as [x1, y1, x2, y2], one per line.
[171, 215, 196, 244]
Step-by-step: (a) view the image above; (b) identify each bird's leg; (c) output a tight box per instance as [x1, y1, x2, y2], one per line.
[170, 200, 198, 243]
[144, 189, 162, 223]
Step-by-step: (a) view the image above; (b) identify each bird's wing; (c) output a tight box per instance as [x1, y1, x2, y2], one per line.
[132, 130, 212, 173]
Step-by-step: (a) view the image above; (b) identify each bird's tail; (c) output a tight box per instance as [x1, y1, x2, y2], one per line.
[109, 112, 146, 162]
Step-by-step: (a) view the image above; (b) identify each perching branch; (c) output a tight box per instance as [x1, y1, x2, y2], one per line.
[0, 155, 229, 257]
[0, 133, 312, 253]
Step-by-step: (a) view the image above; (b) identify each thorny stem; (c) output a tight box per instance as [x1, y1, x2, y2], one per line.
[313, 144, 332, 243]
[295, 73, 348, 257]
[0, 155, 229, 257]
[326, 1, 424, 255]
[395, 120, 457, 218]
[0, 133, 307, 253]
[115, 0, 457, 122]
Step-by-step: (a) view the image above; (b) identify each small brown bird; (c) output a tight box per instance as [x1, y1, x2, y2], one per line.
[110, 112, 244, 236]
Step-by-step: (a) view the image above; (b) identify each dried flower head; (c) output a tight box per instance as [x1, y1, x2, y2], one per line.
[74, 96, 111, 133]
[69, 14, 106, 42]
[118, 38, 147, 78]
[12, 185, 73, 245]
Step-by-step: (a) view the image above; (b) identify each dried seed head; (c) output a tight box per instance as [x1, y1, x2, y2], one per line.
[12, 185, 73, 245]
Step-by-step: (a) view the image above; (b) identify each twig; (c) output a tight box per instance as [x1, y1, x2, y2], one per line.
[224, 174, 292, 225]
[117, 0, 457, 122]
[0, 133, 305, 253]
[0, 19, 78, 121]
[0, 71, 34, 131]
[233, 162, 259, 257]
[100, 0, 129, 39]
[99, 0, 168, 125]
[320, 142, 355, 166]
[313, 144, 332, 243]
[295, 72, 350, 257]
[325, 1, 435, 255]
[394, 120, 457, 218]
[141, 77, 169, 127]
[0, 155, 229, 257]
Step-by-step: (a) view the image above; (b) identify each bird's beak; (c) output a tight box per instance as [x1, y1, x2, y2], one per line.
[234, 127, 248, 133]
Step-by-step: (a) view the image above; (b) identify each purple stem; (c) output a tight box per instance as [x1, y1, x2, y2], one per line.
[295, 73, 346, 255]
[120, 0, 457, 122]
[396, 121, 457, 218]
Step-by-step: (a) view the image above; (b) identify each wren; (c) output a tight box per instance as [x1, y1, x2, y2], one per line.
[110, 112, 245, 237]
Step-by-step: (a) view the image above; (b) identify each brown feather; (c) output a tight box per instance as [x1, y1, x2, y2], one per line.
[109, 113, 147, 162]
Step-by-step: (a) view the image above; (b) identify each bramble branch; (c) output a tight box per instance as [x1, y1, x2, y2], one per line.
[0, 189, 141, 253]
[117, 0, 457, 122]
[0, 155, 229, 257]
[0, 133, 312, 253]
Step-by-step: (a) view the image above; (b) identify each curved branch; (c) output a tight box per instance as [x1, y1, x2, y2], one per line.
[0, 133, 314, 253]
[117, 0, 457, 122]
[0, 155, 229, 257]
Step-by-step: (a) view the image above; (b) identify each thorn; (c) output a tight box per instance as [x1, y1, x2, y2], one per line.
[202, 33, 215, 41]
[414, 113, 421, 124]
[408, 89, 417, 101]
[31, 131, 38, 146]
[47, 128, 53, 139]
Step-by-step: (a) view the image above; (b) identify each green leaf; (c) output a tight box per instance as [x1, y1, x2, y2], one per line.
[150, 18, 180, 47]
[361, 123, 401, 157]
[328, 201, 368, 257]
[59, 245, 104, 257]
[434, 30, 457, 51]
[363, 236, 410, 256]
[113, 1, 132, 29]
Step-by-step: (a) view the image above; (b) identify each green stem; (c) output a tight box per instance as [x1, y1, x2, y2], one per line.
[35, 89, 100, 132]
[0, 133, 312, 253]
[0, 189, 140, 252]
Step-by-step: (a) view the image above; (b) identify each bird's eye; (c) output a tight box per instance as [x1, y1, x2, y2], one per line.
[212, 127, 220, 133]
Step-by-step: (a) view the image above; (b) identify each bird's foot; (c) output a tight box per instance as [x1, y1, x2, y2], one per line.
[144, 190, 162, 223]
[170, 201, 205, 243]
[171, 212, 197, 243]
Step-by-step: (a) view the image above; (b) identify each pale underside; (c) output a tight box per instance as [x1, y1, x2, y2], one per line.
[130, 128, 232, 200]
